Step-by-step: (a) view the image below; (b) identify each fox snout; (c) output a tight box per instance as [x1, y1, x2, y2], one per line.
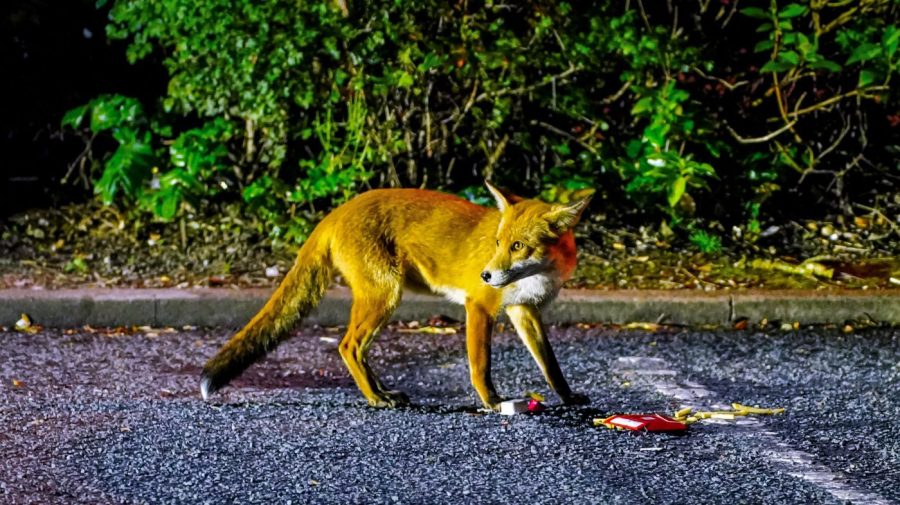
[481, 259, 544, 288]
[480, 268, 510, 288]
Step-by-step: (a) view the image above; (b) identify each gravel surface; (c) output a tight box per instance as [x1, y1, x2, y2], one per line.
[1, 325, 898, 504]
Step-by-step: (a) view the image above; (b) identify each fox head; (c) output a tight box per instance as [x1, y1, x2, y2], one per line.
[480, 181, 592, 288]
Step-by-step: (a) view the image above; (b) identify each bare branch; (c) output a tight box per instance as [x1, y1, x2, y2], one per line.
[601, 78, 634, 105]
[474, 65, 580, 103]
[726, 120, 798, 144]
[532, 120, 598, 155]
[483, 134, 509, 180]
[691, 66, 748, 91]
[787, 86, 889, 118]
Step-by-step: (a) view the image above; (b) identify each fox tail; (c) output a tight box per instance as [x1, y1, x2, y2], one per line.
[200, 227, 332, 399]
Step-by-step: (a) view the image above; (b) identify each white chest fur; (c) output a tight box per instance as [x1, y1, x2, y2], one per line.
[502, 273, 562, 307]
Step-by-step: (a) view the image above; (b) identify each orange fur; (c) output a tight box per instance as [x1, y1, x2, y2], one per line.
[201, 183, 592, 409]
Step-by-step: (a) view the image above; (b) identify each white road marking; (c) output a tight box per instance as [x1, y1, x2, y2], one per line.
[613, 356, 895, 505]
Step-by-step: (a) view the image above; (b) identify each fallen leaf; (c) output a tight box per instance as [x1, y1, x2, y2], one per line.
[15, 313, 39, 334]
[15, 313, 32, 331]
[208, 275, 227, 286]
[623, 322, 661, 331]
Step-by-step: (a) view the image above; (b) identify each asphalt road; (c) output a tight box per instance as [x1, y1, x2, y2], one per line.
[1, 323, 898, 504]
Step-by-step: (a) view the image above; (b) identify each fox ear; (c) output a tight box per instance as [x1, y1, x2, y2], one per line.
[543, 194, 593, 233]
[484, 181, 523, 212]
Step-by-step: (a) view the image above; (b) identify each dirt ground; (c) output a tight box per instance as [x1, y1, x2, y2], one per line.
[2, 201, 899, 291]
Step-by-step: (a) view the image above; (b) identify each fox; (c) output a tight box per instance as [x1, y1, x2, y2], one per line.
[200, 181, 592, 410]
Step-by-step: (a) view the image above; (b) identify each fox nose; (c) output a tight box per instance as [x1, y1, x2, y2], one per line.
[481, 271, 491, 283]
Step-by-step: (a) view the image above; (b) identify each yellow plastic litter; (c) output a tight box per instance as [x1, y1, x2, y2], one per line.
[689, 403, 785, 423]
[523, 391, 546, 402]
[594, 402, 785, 430]
[674, 407, 693, 418]
[732, 403, 786, 415]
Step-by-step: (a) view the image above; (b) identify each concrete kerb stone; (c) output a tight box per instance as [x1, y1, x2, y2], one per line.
[0, 288, 898, 328]
[730, 290, 900, 325]
[547, 290, 730, 325]
[0, 289, 157, 328]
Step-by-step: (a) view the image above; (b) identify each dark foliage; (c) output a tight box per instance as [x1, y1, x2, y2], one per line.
[7, 1, 900, 245]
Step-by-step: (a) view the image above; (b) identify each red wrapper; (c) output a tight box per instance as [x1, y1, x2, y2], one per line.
[527, 399, 545, 412]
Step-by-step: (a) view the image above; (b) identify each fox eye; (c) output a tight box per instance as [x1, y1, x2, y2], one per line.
[496, 240, 500, 246]
[510, 241, 523, 251]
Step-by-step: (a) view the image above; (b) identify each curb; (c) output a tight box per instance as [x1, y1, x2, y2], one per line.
[2, 287, 899, 328]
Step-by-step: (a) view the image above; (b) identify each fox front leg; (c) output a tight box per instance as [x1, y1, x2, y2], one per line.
[505, 304, 589, 405]
[465, 301, 503, 410]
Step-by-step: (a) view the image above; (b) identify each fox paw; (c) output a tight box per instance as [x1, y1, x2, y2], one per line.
[483, 395, 506, 412]
[562, 392, 590, 406]
[368, 390, 410, 408]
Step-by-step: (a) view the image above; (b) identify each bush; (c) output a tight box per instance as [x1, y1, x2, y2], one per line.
[63, 0, 900, 244]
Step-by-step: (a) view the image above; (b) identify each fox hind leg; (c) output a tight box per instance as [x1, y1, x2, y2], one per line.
[339, 286, 408, 408]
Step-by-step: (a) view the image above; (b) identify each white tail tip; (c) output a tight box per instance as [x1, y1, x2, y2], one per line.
[200, 376, 212, 401]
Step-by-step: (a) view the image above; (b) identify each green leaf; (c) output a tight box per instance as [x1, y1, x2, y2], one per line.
[780, 50, 800, 65]
[753, 40, 774, 53]
[155, 189, 180, 220]
[809, 58, 842, 72]
[760, 60, 793, 73]
[778, 4, 807, 18]
[90, 100, 120, 133]
[740, 7, 769, 19]
[419, 52, 444, 71]
[64, 257, 89, 274]
[397, 71, 415, 88]
[61, 105, 88, 129]
[625, 139, 643, 159]
[846, 43, 882, 65]
[94, 132, 155, 204]
[643, 124, 668, 148]
[295, 89, 314, 109]
[884, 26, 899, 58]
[796, 33, 813, 55]
[631, 96, 653, 115]
[858, 69, 877, 87]
[667, 177, 687, 207]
